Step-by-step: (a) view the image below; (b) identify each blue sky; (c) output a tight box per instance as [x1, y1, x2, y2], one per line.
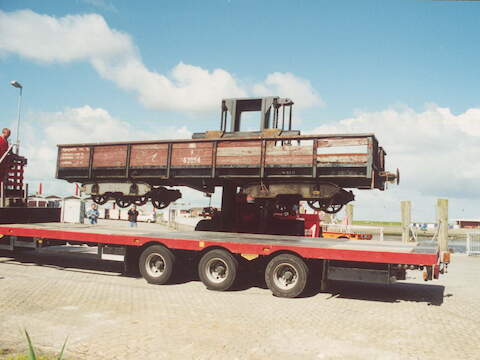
[2, 0, 480, 126]
[1, 0, 480, 221]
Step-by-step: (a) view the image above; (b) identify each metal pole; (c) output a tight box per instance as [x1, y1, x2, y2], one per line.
[288, 105, 292, 131]
[15, 87, 22, 154]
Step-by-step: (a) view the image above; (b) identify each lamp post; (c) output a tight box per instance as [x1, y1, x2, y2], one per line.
[10, 80, 23, 153]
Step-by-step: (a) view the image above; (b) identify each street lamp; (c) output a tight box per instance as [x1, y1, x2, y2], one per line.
[10, 80, 23, 153]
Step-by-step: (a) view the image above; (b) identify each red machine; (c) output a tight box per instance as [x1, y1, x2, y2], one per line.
[0, 144, 28, 208]
[196, 193, 373, 240]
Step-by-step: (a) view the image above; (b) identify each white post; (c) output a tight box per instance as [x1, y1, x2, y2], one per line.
[466, 234, 471, 256]
[61, 198, 65, 223]
[345, 204, 353, 232]
[437, 199, 448, 252]
[401, 201, 411, 243]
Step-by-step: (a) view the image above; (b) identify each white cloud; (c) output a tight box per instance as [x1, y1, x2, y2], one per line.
[92, 59, 247, 111]
[253, 72, 324, 108]
[310, 105, 480, 220]
[0, 11, 131, 63]
[0, 10, 321, 113]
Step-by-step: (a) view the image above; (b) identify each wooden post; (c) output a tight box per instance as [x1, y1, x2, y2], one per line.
[437, 199, 449, 252]
[80, 199, 86, 224]
[401, 201, 411, 243]
[345, 204, 353, 225]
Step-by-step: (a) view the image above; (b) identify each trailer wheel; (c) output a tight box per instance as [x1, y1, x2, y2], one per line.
[265, 254, 309, 298]
[139, 245, 175, 285]
[198, 249, 238, 291]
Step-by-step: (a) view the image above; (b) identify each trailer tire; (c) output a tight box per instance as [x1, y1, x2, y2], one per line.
[139, 245, 175, 285]
[198, 249, 238, 291]
[265, 253, 309, 298]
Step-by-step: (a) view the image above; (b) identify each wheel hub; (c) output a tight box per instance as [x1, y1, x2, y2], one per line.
[282, 270, 294, 282]
[206, 258, 229, 283]
[273, 263, 298, 289]
[145, 253, 166, 277]
[214, 265, 226, 277]
[154, 260, 164, 272]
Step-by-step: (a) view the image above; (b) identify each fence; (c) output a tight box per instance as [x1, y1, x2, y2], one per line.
[466, 233, 480, 256]
[321, 224, 384, 241]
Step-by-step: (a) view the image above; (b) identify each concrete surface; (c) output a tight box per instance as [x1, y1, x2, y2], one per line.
[0, 243, 479, 359]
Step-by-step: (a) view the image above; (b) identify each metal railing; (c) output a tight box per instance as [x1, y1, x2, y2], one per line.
[466, 233, 480, 256]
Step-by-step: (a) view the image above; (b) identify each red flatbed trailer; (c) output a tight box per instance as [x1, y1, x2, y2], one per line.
[0, 223, 449, 298]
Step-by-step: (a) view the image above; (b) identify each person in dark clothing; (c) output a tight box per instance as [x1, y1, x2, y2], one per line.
[128, 205, 139, 227]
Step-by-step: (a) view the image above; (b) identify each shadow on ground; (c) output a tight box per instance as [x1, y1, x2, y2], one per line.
[326, 281, 448, 306]
[0, 249, 448, 305]
[0, 248, 124, 277]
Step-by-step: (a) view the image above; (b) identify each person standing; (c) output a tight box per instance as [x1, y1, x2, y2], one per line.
[128, 205, 139, 227]
[87, 204, 100, 225]
[0, 128, 11, 181]
[0, 128, 10, 157]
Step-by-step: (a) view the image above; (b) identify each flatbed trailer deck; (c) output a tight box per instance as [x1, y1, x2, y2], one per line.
[0, 223, 447, 298]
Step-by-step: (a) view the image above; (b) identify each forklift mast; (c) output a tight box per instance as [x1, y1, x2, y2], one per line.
[221, 96, 295, 133]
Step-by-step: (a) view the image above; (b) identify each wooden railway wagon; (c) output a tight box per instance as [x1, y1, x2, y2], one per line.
[57, 133, 391, 190]
[55, 97, 398, 212]
[0, 223, 450, 298]
[56, 133, 398, 211]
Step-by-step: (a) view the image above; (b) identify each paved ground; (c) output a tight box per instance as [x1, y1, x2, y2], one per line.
[0, 236, 479, 359]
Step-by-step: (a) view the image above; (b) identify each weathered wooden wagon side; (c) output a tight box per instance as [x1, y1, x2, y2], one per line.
[56, 132, 396, 212]
[57, 133, 391, 189]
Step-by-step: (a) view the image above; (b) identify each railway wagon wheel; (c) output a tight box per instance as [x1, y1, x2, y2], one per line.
[116, 197, 132, 208]
[198, 249, 238, 291]
[151, 199, 170, 209]
[92, 194, 109, 205]
[307, 200, 344, 214]
[323, 204, 344, 214]
[139, 245, 175, 285]
[265, 253, 309, 298]
[133, 196, 148, 206]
